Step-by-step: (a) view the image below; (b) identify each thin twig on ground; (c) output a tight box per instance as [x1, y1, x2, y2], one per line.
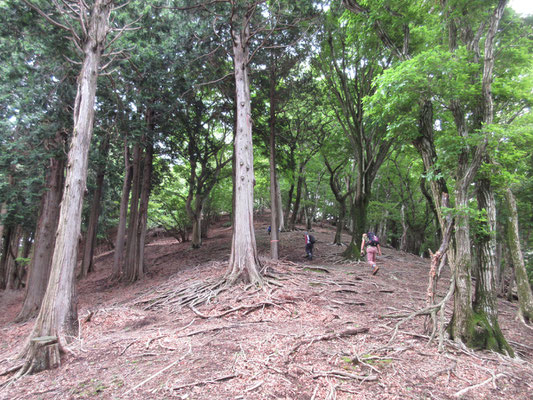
[172, 374, 238, 391]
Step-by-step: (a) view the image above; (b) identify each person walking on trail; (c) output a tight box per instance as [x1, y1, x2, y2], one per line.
[305, 232, 316, 260]
[360, 232, 382, 275]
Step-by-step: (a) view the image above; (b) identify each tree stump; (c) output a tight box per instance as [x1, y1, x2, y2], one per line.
[25, 336, 60, 374]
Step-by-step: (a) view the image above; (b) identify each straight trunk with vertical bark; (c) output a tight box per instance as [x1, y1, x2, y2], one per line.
[0, 227, 12, 289]
[123, 140, 142, 282]
[284, 182, 294, 229]
[472, 177, 513, 354]
[343, 193, 369, 259]
[275, 177, 284, 231]
[269, 76, 279, 259]
[19, 0, 112, 374]
[449, 186, 474, 342]
[226, 18, 262, 285]
[505, 188, 533, 322]
[17, 153, 65, 321]
[0, 201, 6, 257]
[80, 135, 109, 278]
[133, 124, 154, 280]
[5, 225, 23, 290]
[111, 142, 132, 280]
[190, 206, 203, 249]
[289, 167, 304, 231]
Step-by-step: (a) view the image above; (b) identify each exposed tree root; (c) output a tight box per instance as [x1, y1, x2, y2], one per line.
[189, 299, 291, 319]
[13, 336, 62, 379]
[312, 369, 378, 382]
[123, 343, 192, 396]
[453, 373, 506, 398]
[288, 327, 369, 357]
[382, 278, 455, 350]
[172, 373, 239, 391]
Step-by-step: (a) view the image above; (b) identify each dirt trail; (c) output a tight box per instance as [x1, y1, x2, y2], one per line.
[0, 215, 532, 399]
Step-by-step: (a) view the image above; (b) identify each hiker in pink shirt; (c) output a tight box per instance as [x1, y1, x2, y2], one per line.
[360, 232, 382, 275]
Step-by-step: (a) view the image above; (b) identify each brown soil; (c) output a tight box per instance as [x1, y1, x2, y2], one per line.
[0, 214, 532, 399]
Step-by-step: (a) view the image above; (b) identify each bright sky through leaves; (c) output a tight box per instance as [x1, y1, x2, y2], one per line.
[510, 0, 532, 15]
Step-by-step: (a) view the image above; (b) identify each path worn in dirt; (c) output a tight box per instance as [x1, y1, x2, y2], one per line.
[0, 216, 532, 399]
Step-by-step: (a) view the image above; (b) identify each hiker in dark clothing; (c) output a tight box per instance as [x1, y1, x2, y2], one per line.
[360, 232, 382, 275]
[305, 232, 316, 260]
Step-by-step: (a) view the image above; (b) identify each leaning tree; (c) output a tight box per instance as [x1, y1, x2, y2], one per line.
[16, 0, 130, 375]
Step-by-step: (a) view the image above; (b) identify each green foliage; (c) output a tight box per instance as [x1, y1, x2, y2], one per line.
[148, 164, 191, 234]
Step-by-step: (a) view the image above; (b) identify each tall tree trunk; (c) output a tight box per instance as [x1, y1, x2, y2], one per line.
[111, 142, 132, 280]
[448, 180, 474, 342]
[400, 205, 408, 252]
[289, 166, 304, 231]
[275, 177, 284, 231]
[123, 140, 142, 282]
[473, 178, 513, 354]
[343, 192, 370, 259]
[284, 182, 294, 228]
[17, 153, 65, 321]
[0, 201, 6, 257]
[0, 173, 14, 289]
[190, 207, 203, 249]
[19, 0, 112, 374]
[449, 0, 510, 352]
[80, 134, 109, 278]
[505, 187, 533, 322]
[269, 63, 279, 260]
[334, 202, 346, 245]
[226, 16, 262, 285]
[5, 225, 23, 290]
[0, 227, 12, 289]
[133, 120, 154, 280]
[324, 159, 351, 246]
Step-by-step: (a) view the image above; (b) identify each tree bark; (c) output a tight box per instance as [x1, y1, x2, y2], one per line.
[5, 225, 23, 290]
[0, 227, 12, 289]
[123, 139, 142, 282]
[80, 134, 109, 278]
[343, 192, 370, 259]
[19, 0, 112, 374]
[111, 141, 132, 280]
[324, 158, 352, 246]
[226, 11, 262, 285]
[505, 188, 533, 322]
[472, 177, 513, 354]
[133, 111, 154, 280]
[289, 165, 305, 231]
[269, 60, 279, 260]
[0, 201, 6, 257]
[17, 151, 65, 321]
[448, 182, 474, 343]
[275, 177, 284, 231]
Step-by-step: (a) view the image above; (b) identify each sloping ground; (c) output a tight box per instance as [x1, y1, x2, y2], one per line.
[0, 216, 532, 399]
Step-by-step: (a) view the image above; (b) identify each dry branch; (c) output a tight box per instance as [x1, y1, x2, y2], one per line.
[312, 369, 378, 381]
[122, 343, 192, 396]
[453, 373, 505, 398]
[173, 374, 238, 391]
[289, 328, 369, 356]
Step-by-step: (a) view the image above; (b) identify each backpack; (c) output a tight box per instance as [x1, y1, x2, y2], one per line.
[367, 232, 379, 246]
[308, 234, 316, 244]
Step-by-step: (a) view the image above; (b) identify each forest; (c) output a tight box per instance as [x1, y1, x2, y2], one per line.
[0, 0, 532, 399]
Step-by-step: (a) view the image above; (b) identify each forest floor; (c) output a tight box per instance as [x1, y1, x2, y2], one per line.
[0, 214, 532, 400]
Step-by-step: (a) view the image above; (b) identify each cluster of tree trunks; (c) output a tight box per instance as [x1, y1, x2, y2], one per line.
[122, 110, 155, 283]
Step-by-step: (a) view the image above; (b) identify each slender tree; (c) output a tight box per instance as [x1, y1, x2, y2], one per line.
[17, 133, 66, 321]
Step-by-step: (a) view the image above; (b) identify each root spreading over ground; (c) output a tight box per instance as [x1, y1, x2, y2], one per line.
[0, 218, 532, 399]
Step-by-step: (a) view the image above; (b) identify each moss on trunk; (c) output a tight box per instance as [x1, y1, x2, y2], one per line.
[451, 311, 515, 357]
